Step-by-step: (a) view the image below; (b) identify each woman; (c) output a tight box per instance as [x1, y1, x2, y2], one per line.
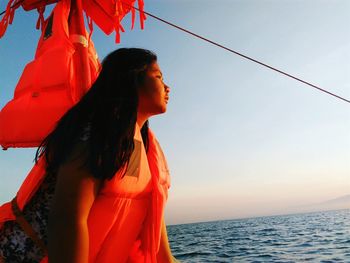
[0, 48, 178, 262]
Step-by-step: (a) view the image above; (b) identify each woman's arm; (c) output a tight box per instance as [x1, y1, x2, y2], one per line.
[157, 217, 180, 263]
[48, 144, 102, 263]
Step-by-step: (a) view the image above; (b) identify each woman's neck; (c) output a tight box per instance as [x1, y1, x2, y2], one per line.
[137, 113, 149, 128]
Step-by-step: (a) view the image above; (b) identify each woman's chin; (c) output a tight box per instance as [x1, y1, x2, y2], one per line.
[154, 105, 167, 115]
[161, 104, 168, 113]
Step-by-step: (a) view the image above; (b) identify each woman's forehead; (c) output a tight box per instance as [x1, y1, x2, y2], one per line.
[149, 62, 161, 71]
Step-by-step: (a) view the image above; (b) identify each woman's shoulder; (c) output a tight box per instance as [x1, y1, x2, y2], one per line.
[58, 127, 100, 185]
[59, 123, 92, 170]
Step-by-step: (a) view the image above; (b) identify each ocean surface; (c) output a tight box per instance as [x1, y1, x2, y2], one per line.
[167, 209, 350, 262]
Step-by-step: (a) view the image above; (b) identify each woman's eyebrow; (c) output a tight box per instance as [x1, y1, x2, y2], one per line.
[151, 69, 163, 76]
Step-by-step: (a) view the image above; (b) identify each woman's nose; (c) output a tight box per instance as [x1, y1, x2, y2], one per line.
[165, 84, 170, 93]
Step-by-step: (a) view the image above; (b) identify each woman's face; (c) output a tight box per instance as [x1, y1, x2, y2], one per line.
[137, 61, 170, 117]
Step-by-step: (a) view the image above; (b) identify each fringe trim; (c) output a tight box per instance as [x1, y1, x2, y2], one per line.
[0, 0, 147, 43]
[0, 0, 17, 38]
[114, 0, 146, 43]
[36, 6, 46, 30]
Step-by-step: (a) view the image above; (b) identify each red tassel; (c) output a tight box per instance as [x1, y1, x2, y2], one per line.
[119, 23, 125, 33]
[115, 1, 122, 16]
[114, 1, 128, 43]
[35, 6, 45, 30]
[85, 13, 94, 43]
[131, 1, 135, 30]
[111, 0, 146, 43]
[114, 14, 121, 43]
[9, 4, 15, 24]
[115, 26, 121, 43]
[118, 1, 125, 16]
[0, 0, 16, 38]
[137, 0, 146, 29]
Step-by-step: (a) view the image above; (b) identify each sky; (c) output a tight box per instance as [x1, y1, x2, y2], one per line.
[0, 0, 349, 225]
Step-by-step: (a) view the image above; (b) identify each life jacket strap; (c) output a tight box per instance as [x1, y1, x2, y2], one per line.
[70, 34, 88, 47]
[11, 196, 48, 255]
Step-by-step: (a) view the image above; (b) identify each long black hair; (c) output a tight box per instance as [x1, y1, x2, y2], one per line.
[35, 48, 157, 180]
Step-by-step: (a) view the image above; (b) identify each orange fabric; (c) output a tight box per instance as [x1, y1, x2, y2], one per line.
[21, 0, 59, 11]
[82, 0, 147, 43]
[0, 156, 47, 227]
[0, 0, 101, 149]
[0, 0, 58, 38]
[0, 125, 171, 262]
[0, 0, 17, 38]
[11, 197, 48, 254]
[0, 0, 146, 43]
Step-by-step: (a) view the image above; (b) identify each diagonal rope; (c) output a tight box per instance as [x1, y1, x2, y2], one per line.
[125, 3, 350, 104]
[1, 1, 349, 104]
[0, 0, 24, 16]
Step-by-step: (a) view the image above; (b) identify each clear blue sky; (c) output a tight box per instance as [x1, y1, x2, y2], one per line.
[1, 0, 349, 225]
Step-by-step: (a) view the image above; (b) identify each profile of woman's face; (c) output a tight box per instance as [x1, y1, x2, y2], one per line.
[137, 61, 170, 116]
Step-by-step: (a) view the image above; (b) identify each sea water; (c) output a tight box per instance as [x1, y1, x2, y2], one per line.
[167, 209, 350, 262]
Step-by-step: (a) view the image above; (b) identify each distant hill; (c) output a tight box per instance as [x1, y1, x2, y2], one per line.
[320, 194, 350, 205]
[303, 194, 350, 212]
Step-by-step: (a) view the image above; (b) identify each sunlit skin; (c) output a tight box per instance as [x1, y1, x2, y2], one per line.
[137, 62, 178, 262]
[137, 61, 170, 127]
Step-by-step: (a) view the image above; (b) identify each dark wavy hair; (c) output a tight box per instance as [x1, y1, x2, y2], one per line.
[35, 48, 157, 180]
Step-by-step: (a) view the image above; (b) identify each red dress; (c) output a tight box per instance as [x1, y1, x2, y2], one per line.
[0, 123, 171, 262]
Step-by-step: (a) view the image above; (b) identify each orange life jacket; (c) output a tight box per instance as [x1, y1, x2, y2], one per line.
[0, 124, 171, 262]
[0, 0, 101, 149]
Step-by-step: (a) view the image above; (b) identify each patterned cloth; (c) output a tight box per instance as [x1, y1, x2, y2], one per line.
[0, 171, 56, 263]
[0, 126, 90, 263]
